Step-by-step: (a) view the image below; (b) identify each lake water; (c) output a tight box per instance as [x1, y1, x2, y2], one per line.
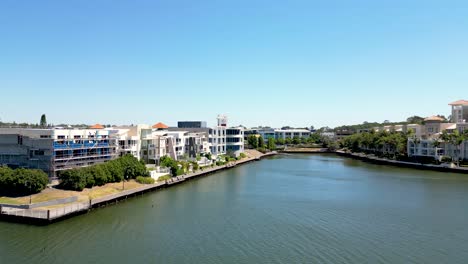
[1, 154, 468, 264]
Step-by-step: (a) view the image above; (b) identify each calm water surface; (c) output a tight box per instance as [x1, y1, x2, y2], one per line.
[1, 154, 468, 264]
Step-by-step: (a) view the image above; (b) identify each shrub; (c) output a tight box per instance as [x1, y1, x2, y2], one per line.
[441, 156, 452, 163]
[157, 175, 171, 182]
[176, 168, 185, 176]
[57, 155, 149, 191]
[257, 147, 267, 154]
[239, 153, 247, 159]
[136, 176, 155, 184]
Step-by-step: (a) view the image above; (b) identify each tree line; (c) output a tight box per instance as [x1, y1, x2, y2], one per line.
[340, 130, 411, 160]
[58, 154, 148, 191]
[0, 167, 49, 196]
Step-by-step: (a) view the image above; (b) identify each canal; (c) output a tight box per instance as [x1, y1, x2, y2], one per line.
[1, 154, 468, 263]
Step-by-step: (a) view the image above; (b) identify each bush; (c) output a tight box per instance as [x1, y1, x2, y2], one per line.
[136, 176, 155, 184]
[176, 168, 185, 176]
[58, 154, 149, 191]
[0, 166, 49, 196]
[157, 175, 171, 182]
[239, 153, 247, 159]
[257, 147, 267, 154]
[441, 156, 452, 163]
[191, 161, 199, 171]
[216, 161, 226, 166]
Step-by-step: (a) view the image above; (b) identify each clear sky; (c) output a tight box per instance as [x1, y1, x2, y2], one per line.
[1, 0, 467, 128]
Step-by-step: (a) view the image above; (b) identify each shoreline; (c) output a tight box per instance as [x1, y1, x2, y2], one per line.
[0, 151, 277, 225]
[335, 150, 468, 174]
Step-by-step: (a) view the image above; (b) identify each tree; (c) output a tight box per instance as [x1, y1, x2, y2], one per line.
[40, 114, 47, 127]
[275, 138, 285, 145]
[247, 135, 258, 149]
[406, 116, 425, 124]
[258, 136, 265, 148]
[285, 137, 292, 145]
[267, 138, 276, 150]
[292, 137, 301, 145]
[160, 155, 179, 176]
[0, 167, 48, 196]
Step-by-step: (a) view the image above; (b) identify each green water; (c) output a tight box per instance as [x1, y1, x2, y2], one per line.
[1, 154, 468, 264]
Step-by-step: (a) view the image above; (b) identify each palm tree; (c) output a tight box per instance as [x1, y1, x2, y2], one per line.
[448, 130, 466, 166]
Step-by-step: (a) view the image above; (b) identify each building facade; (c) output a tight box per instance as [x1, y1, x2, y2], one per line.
[0, 128, 116, 177]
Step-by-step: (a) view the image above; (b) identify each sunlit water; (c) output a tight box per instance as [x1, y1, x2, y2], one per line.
[1, 154, 468, 264]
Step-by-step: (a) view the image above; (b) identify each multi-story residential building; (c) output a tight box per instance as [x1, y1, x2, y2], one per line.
[245, 127, 275, 142]
[450, 100, 468, 124]
[209, 115, 227, 156]
[226, 127, 244, 157]
[274, 129, 311, 140]
[407, 100, 468, 162]
[407, 139, 444, 160]
[423, 116, 453, 137]
[107, 124, 150, 159]
[0, 127, 116, 177]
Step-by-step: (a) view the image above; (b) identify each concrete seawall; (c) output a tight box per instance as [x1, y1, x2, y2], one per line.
[0, 152, 277, 225]
[336, 151, 468, 174]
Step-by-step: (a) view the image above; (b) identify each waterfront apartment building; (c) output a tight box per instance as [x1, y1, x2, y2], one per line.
[209, 115, 227, 156]
[450, 100, 468, 124]
[226, 127, 244, 157]
[0, 127, 116, 177]
[274, 129, 311, 140]
[406, 100, 468, 162]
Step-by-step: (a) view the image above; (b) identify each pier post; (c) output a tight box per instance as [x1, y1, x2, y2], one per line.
[47, 210, 50, 220]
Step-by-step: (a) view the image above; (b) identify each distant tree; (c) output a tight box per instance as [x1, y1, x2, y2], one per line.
[308, 133, 321, 144]
[292, 137, 301, 145]
[285, 138, 292, 145]
[40, 114, 47, 127]
[247, 135, 258, 149]
[406, 116, 425, 124]
[258, 136, 265, 148]
[267, 138, 276, 150]
[275, 138, 285, 145]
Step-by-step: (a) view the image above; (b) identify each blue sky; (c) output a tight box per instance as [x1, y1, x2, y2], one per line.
[1, 0, 467, 128]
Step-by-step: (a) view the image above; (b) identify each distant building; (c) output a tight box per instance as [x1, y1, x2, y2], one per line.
[449, 100, 468, 124]
[177, 121, 207, 129]
[275, 129, 311, 140]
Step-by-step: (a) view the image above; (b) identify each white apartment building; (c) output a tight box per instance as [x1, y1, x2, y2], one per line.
[209, 115, 227, 156]
[226, 127, 244, 157]
[274, 129, 311, 140]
